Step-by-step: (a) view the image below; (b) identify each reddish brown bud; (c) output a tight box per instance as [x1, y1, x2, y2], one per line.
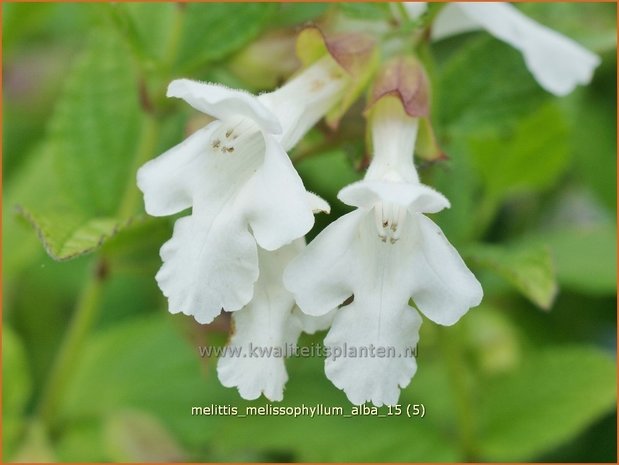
[296, 25, 376, 77]
[367, 57, 430, 118]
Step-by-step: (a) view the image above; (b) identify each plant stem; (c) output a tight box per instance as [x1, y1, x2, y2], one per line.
[437, 326, 478, 460]
[37, 260, 107, 427]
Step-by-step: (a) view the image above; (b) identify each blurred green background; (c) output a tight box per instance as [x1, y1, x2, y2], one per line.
[2, 2, 617, 462]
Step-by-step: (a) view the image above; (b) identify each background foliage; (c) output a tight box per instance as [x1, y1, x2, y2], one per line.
[3, 2, 617, 462]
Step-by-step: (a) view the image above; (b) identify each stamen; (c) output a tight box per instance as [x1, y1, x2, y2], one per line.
[374, 202, 406, 245]
[374, 204, 388, 241]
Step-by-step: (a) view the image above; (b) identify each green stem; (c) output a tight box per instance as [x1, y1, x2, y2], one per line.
[37, 260, 107, 427]
[437, 326, 478, 460]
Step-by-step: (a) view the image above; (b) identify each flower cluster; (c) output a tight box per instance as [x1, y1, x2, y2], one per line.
[138, 5, 600, 405]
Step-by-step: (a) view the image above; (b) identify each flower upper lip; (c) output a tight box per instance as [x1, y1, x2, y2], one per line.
[167, 79, 283, 135]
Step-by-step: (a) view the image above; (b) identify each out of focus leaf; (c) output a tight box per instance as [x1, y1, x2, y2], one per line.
[176, 3, 275, 72]
[272, 3, 330, 27]
[438, 36, 549, 133]
[466, 305, 522, 374]
[16, 29, 142, 260]
[55, 419, 108, 462]
[60, 315, 212, 449]
[528, 225, 617, 296]
[104, 410, 186, 462]
[479, 346, 617, 460]
[296, 149, 362, 206]
[520, 3, 617, 53]
[212, 355, 461, 462]
[11, 421, 56, 463]
[470, 103, 570, 201]
[338, 3, 391, 21]
[120, 3, 178, 64]
[568, 81, 617, 211]
[3, 326, 32, 461]
[466, 243, 558, 310]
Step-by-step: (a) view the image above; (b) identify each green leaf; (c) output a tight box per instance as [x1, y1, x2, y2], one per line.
[176, 3, 275, 72]
[10, 421, 56, 463]
[3, 326, 32, 460]
[520, 3, 617, 53]
[296, 149, 362, 206]
[469, 103, 570, 200]
[528, 225, 617, 296]
[438, 36, 549, 133]
[16, 29, 143, 260]
[272, 3, 330, 27]
[465, 243, 558, 310]
[103, 410, 186, 462]
[567, 79, 617, 211]
[56, 419, 108, 462]
[338, 3, 391, 21]
[479, 346, 617, 460]
[121, 3, 178, 63]
[59, 315, 211, 449]
[211, 355, 461, 462]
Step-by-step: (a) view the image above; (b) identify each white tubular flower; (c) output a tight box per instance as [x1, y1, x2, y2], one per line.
[218, 240, 335, 401]
[403, 2, 601, 96]
[284, 59, 483, 406]
[137, 55, 345, 324]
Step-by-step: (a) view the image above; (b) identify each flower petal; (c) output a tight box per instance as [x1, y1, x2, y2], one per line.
[258, 57, 346, 151]
[431, 3, 481, 39]
[338, 179, 450, 213]
[293, 306, 336, 334]
[406, 214, 483, 325]
[324, 301, 421, 406]
[156, 208, 259, 324]
[306, 191, 331, 214]
[243, 134, 318, 251]
[217, 243, 303, 401]
[137, 123, 218, 216]
[435, 3, 601, 96]
[167, 79, 282, 134]
[283, 209, 367, 316]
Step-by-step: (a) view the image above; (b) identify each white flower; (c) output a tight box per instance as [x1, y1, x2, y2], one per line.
[137, 56, 343, 324]
[403, 2, 601, 96]
[284, 92, 483, 406]
[217, 240, 333, 401]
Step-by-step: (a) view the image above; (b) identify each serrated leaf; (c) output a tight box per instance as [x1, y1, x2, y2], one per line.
[176, 3, 275, 72]
[479, 346, 617, 460]
[15, 29, 143, 260]
[465, 243, 558, 310]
